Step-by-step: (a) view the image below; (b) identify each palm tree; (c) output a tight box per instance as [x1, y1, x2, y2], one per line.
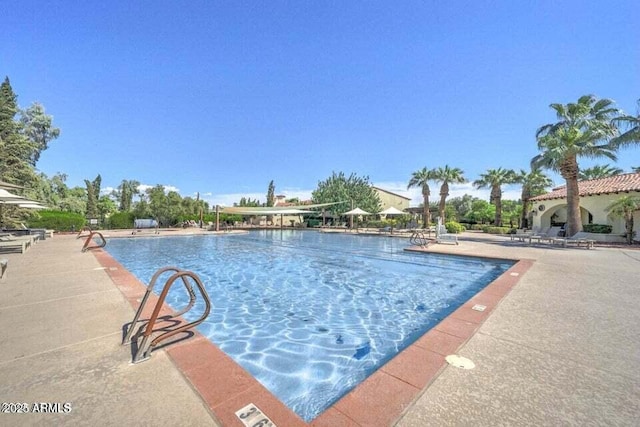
[432, 165, 466, 223]
[473, 168, 517, 226]
[605, 196, 640, 244]
[532, 95, 620, 237]
[612, 99, 639, 148]
[408, 167, 435, 228]
[578, 164, 623, 180]
[632, 167, 640, 173]
[515, 168, 553, 228]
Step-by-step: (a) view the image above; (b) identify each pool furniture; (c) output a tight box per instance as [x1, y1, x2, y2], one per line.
[552, 231, 596, 249]
[436, 224, 459, 245]
[0, 258, 7, 278]
[0, 236, 31, 253]
[528, 226, 561, 245]
[510, 228, 533, 242]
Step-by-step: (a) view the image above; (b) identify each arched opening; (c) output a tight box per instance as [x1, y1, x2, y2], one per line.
[539, 204, 594, 230]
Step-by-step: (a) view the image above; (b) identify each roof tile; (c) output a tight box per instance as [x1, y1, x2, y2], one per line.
[530, 173, 640, 201]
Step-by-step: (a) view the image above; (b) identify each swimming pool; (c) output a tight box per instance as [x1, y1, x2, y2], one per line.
[107, 230, 514, 421]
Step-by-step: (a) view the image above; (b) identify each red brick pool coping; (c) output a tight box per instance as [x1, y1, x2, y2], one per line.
[92, 245, 533, 426]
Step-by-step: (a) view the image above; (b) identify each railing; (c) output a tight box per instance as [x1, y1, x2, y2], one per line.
[76, 226, 93, 239]
[81, 231, 106, 252]
[123, 267, 211, 364]
[409, 230, 431, 247]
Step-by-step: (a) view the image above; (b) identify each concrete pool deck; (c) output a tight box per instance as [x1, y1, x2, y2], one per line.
[1, 230, 638, 426]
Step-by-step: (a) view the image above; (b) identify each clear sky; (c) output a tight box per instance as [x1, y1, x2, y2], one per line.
[3, 1, 639, 206]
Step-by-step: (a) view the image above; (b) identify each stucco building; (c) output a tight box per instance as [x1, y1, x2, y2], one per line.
[529, 173, 640, 241]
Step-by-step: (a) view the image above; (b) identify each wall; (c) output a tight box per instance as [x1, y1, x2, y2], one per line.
[530, 190, 640, 235]
[373, 189, 410, 211]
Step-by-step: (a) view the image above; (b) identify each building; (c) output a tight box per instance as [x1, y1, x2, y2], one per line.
[529, 173, 640, 241]
[372, 186, 411, 212]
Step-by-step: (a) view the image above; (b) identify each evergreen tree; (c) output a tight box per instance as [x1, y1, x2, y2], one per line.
[266, 180, 275, 222]
[312, 172, 380, 216]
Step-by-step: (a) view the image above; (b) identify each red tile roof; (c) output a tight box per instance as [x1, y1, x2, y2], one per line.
[530, 173, 640, 201]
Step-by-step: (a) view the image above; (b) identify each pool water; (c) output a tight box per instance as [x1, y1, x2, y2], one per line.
[106, 230, 513, 421]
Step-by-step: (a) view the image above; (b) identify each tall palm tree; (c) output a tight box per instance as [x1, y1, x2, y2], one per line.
[578, 164, 623, 180]
[532, 95, 620, 237]
[605, 196, 640, 245]
[473, 168, 517, 226]
[612, 99, 639, 148]
[408, 167, 435, 228]
[515, 168, 553, 228]
[432, 165, 466, 223]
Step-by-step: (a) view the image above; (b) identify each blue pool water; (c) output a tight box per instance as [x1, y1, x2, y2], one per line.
[106, 230, 513, 421]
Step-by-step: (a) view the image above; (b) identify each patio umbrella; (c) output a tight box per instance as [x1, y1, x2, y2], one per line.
[0, 180, 23, 190]
[343, 207, 371, 229]
[343, 207, 371, 216]
[0, 188, 27, 201]
[378, 206, 405, 216]
[378, 206, 406, 233]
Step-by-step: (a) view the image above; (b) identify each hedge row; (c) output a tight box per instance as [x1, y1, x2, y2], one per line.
[582, 224, 612, 234]
[26, 210, 86, 232]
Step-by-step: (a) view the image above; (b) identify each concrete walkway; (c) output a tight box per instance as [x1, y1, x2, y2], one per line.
[1, 230, 638, 426]
[0, 234, 218, 426]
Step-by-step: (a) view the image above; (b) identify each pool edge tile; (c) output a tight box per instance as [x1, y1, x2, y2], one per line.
[333, 369, 420, 426]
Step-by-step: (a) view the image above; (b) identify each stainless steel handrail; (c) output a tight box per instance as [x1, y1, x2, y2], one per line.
[81, 231, 106, 252]
[124, 267, 211, 364]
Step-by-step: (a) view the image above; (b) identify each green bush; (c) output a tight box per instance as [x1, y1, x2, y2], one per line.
[470, 224, 486, 231]
[583, 224, 612, 234]
[107, 212, 135, 229]
[26, 210, 86, 232]
[482, 226, 512, 234]
[445, 221, 466, 234]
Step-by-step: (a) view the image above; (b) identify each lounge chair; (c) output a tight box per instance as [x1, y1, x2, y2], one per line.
[553, 232, 596, 249]
[0, 238, 30, 253]
[510, 228, 533, 242]
[436, 225, 459, 245]
[528, 227, 561, 245]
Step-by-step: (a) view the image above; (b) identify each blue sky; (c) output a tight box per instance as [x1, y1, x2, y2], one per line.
[3, 1, 639, 206]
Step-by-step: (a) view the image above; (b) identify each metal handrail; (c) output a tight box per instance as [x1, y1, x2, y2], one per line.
[81, 231, 106, 252]
[76, 226, 93, 239]
[122, 266, 196, 344]
[126, 268, 211, 364]
[410, 230, 431, 247]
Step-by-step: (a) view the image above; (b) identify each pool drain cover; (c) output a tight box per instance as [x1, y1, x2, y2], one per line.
[446, 354, 475, 370]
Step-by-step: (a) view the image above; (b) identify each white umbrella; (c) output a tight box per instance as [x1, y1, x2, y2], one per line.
[343, 207, 371, 216]
[0, 188, 27, 201]
[378, 206, 405, 215]
[343, 207, 371, 230]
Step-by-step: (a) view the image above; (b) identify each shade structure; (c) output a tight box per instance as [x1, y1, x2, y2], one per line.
[0, 180, 23, 190]
[378, 206, 405, 215]
[0, 188, 27, 202]
[343, 207, 371, 216]
[17, 203, 47, 210]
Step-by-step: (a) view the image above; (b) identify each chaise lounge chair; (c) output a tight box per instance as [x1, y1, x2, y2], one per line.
[552, 231, 596, 249]
[528, 227, 561, 245]
[0, 237, 31, 253]
[436, 225, 459, 245]
[510, 228, 533, 242]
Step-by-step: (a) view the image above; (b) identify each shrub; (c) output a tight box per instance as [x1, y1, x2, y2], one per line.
[482, 226, 512, 234]
[26, 210, 86, 232]
[108, 212, 135, 229]
[445, 221, 465, 234]
[470, 224, 486, 231]
[583, 224, 612, 234]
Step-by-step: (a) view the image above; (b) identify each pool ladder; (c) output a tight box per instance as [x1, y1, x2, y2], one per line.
[123, 267, 211, 363]
[410, 230, 431, 247]
[81, 230, 107, 252]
